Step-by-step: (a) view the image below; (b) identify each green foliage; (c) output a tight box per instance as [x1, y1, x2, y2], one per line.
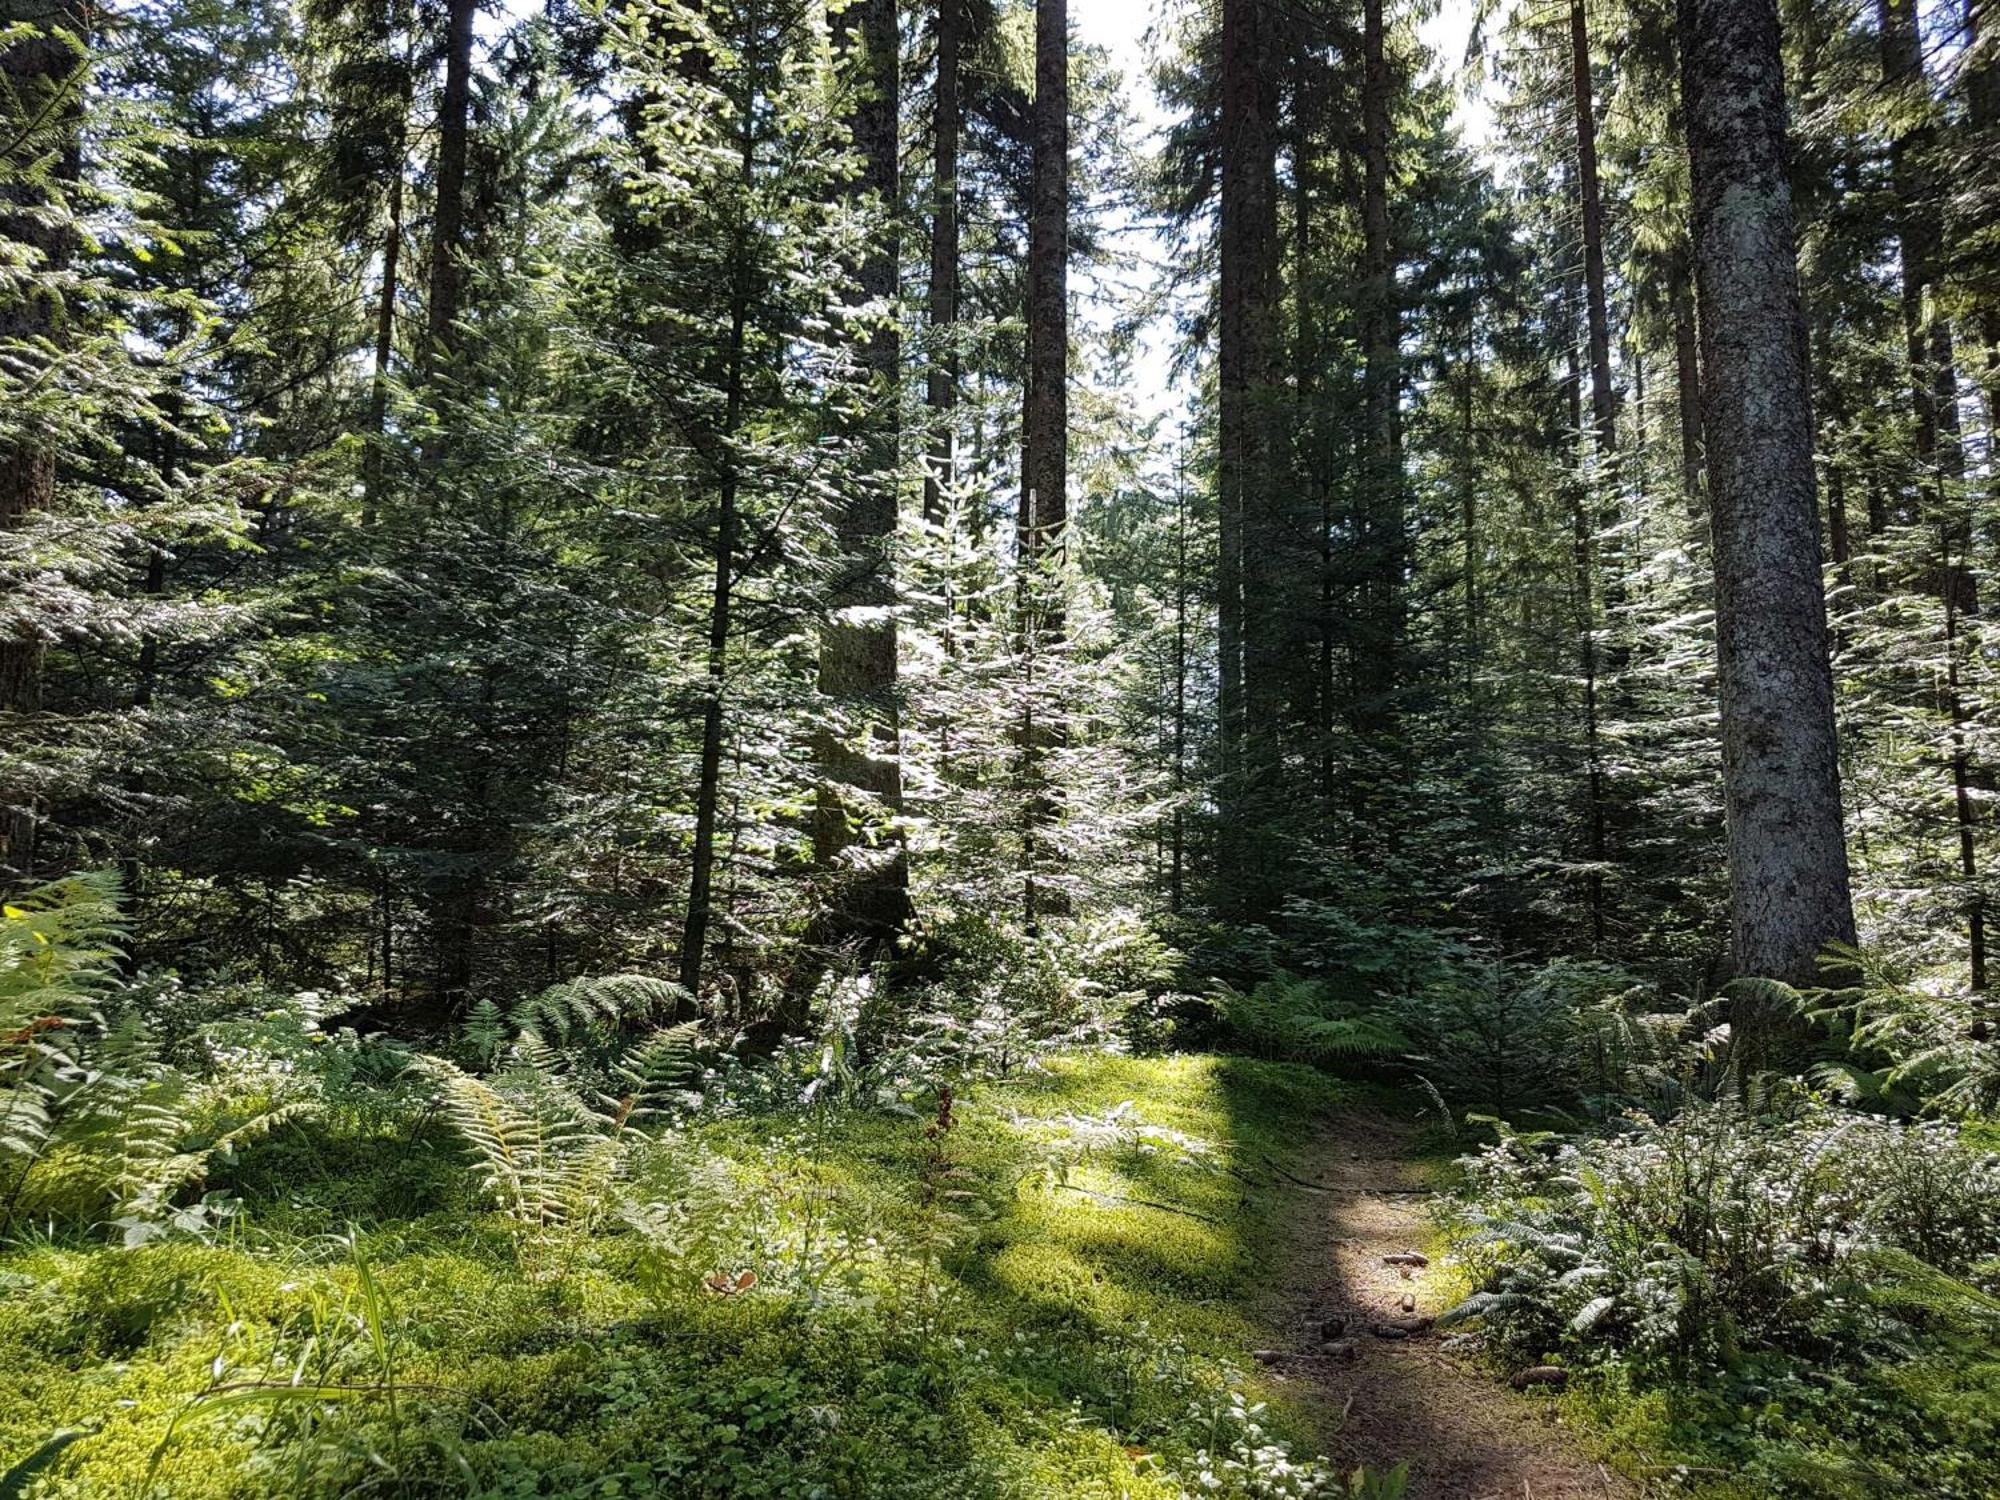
[1211, 973, 1409, 1070]
[0, 1053, 1364, 1498]
[415, 1049, 620, 1233]
[0, 873, 124, 1179]
[1407, 958, 1658, 1116]
[1439, 1100, 2000, 1496]
[1800, 952, 2000, 1118]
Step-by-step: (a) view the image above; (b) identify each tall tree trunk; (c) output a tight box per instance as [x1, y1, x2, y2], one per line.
[1571, 0, 1616, 460]
[1880, 0, 1934, 457]
[1680, 0, 1858, 1015]
[1880, 0, 1976, 614]
[424, 0, 475, 374]
[1968, 0, 2000, 430]
[1459, 308, 1479, 694]
[1670, 246, 1704, 521]
[0, 0, 87, 883]
[1208, 0, 1256, 836]
[1024, 0, 1067, 566]
[1217, 0, 1278, 902]
[680, 72, 760, 995]
[681, 296, 747, 996]
[1880, 0, 1982, 987]
[1571, 0, 1633, 700]
[1019, 0, 1066, 929]
[1564, 274, 1609, 951]
[1171, 434, 1189, 915]
[813, 0, 911, 961]
[1358, 0, 1401, 742]
[925, 0, 960, 526]
[362, 171, 404, 523]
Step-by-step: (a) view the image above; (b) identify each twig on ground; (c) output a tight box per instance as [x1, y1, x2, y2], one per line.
[1052, 1183, 1221, 1224]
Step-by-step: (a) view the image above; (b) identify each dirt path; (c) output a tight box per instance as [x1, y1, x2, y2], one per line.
[1261, 1111, 1636, 1499]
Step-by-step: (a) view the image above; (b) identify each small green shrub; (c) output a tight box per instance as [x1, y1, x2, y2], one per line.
[1439, 1099, 2000, 1497]
[1407, 958, 1651, 1115]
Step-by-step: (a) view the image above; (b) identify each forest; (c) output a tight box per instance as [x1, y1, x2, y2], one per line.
[2, 0, 1999, 1494]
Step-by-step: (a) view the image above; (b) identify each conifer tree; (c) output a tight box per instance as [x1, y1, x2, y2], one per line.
[0, 0, 88, 879]
[1680, 0, 1857, 1008]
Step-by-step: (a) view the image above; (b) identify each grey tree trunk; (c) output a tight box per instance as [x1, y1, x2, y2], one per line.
[1024, 0, 1067, 574]
[424, 0, 475, 373]
[1217, 0, 1278, 900]
[1680, 0, 1858, 1008]
[1, 0, 87, 882]
[925, 0, 960, 527]
[1357, 0, 1403, 748]
[1018, 0, 1066, 930]
[813, 0, 911, 961]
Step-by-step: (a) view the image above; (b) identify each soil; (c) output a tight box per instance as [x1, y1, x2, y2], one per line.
[1261, 1110, 1638, 1499]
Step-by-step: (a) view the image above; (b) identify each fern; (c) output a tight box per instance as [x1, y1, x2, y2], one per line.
[1, 875, 124, 1134]
[462, 998, 508, 1067]
[109, 1089, 310, 1246]
[0, 874, 125, 1227]
[1857, 1247, 2000, 1334]
[4, 879, 345, 1241]
[613, 1022, 705, 1123]
[417, 1052, 617, 1227]
[510, 975, 688, 1049]
[1213, 974, 1409, 1069]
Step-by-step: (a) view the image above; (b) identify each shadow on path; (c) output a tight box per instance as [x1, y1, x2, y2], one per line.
[1222, 1077, 1634, 1500]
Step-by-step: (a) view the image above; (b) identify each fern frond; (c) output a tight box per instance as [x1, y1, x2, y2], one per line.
[418, 1054, 613, 1225]
[511, 974, 687, 1048]
[613, 1021, 705, 1123]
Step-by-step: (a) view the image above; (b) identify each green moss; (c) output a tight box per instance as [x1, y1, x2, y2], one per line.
[0, 1053, 1353, 1498]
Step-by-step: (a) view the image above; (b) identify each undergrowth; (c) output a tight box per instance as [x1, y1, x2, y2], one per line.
[0, 1045, 1362, 1497]
[1433, 1078, 2000, 1496]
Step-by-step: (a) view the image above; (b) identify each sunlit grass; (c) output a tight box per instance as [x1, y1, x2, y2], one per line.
[0, 1053, 1353, 1497]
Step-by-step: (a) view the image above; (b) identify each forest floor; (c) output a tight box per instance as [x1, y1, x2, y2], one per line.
[1263, 1110, 1635, 1500]
[0, 1054, 1660, 1497]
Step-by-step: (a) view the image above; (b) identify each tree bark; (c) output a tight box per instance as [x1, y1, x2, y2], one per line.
[1968, 0, 2000, 431]
[1171, 435, 1189, 914]
[1358, 0, 1402, 740]
[680, 295, 746, 996]
[925, 0, 960, 527]
[1680, 0, 1858, 1007]
[1879, 0, 1983, 988]
[1018, 0, 1066, 929]
[1879, 0, 1976, 615]
[1024, 0, 1067, 579]
[362, 171, 404, 523]
[679, 52, 760, 995]
[1217, 0, 1279, 880]
[0, 0, 87, 882]
[1564, 273, 1608, 951]
[813, 0, 911, 960]
[424, 0, 475, 374]
[1571, 0, 1617, 460]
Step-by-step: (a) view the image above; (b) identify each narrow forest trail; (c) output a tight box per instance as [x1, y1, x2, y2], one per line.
[1262, 1111, 1635, 1499]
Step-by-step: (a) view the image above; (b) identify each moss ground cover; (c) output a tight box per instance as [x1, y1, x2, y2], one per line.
[0, 1054, 1353, 1498]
